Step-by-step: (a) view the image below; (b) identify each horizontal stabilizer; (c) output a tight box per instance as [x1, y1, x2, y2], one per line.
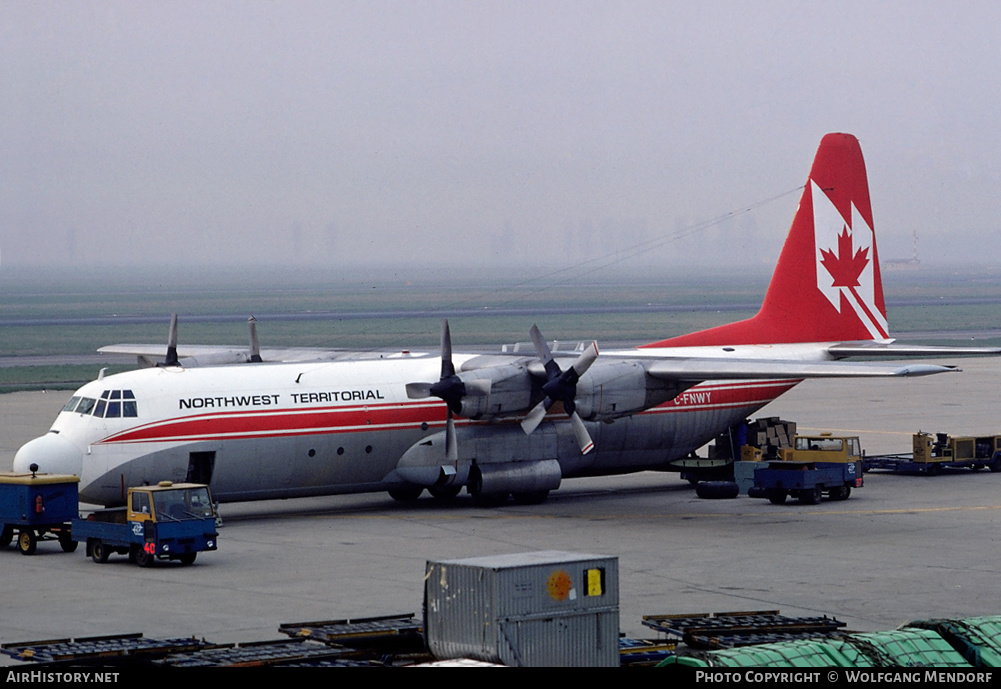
[647, 358, 958, 381]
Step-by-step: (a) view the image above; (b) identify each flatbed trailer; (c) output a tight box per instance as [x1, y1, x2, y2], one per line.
[0, 469, 79, 555]
[863, 432, 1001, 475]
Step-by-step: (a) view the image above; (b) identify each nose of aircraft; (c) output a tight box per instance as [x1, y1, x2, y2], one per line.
[13, 433, 84, 477]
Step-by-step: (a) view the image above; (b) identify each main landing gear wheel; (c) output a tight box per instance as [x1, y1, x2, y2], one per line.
[512, 490, 549, 505]
[388, 486, 424, 502]
[428, 485, 461, 500]
[17, 530, 37, 556]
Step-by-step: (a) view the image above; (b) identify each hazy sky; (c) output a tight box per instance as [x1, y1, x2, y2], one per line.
[3, 1, 1000, 274]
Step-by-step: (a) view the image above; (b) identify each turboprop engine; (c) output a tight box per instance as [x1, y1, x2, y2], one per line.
[573, 361, 682, 422]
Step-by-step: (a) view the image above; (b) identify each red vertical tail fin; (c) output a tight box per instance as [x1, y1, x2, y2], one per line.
[646, 133, 887, 348]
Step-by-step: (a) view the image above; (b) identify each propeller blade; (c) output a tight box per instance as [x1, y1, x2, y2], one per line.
[570, 341, 599, 378]
[529, 324, 561, 378]
[163, 314, 180, 367]
[520, 400, 549, 435]
[445, 409, 458, 463]
[440, 319, 455, 379]
[247, 316, 262, 363]
[570, 413, 595, 455]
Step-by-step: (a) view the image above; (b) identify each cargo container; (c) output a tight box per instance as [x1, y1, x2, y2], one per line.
[424, 551, 618, 666]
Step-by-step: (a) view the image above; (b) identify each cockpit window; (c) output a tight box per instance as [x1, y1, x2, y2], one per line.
[96, 390, 138, 418]
[76, 398, 96, 415]
[62, 396, 81, 413]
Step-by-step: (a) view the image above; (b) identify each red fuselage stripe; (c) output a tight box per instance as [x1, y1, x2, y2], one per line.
[96, 380, 798, 445]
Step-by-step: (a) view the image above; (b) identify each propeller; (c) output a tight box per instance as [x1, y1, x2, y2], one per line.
[520, 325, 598, 454]
[160, 313, 181, 367]
[406, 319, 489, 462]
[247, 316, 263, 363]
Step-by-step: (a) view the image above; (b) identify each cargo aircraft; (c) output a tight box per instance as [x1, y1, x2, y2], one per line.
[14, 134, 998, 507]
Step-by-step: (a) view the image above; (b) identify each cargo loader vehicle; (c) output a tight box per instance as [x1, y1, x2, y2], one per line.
[72, 482, 218, 566]
[747, 432, 863, 504]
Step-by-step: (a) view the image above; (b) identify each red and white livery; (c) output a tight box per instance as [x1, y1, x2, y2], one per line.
[15, 134, 993, 506]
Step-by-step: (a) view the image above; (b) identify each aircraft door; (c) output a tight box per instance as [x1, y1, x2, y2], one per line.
[186, 451, 216, 485]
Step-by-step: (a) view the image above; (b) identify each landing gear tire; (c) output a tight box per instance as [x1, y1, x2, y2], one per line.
[178, 553, 197, 566]
[388, 486, 424, 502]
[17, 530, 37, 556]
[428, 485, 461, 500]
[91, 540, 110, 563]
[59, 532, 78, 552]
[512, 490, 549, 505]
[472, 491, 509, 507]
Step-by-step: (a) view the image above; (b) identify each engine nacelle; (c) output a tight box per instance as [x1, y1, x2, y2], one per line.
[454, 366, 535, 420]
[574, 361, 678, 421]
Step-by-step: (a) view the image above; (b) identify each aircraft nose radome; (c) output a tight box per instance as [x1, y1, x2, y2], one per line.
[13, 434, 83, 477]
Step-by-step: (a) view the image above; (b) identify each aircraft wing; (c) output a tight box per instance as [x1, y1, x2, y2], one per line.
[98, 343, 350, 366]
[646, 358, 958, 381]
[828, 342, 1001, 358]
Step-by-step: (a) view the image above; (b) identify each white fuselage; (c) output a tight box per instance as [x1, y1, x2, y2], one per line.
[14, 344, 821, 505]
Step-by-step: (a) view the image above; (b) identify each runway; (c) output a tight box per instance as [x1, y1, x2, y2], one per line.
[1, 357, 999, 657]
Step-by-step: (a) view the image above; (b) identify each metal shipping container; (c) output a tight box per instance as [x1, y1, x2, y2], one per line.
[424, 550, 619, 667]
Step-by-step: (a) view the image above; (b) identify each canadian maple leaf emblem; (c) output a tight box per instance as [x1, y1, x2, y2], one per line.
[820, 227, 869, 288]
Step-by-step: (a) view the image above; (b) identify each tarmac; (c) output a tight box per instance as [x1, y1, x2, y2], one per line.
[1, 357, 999, 658]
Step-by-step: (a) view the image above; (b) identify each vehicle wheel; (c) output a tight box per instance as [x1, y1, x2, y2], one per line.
[767, 490, 787, 505]
[1, 525, 13, 547]
[828, 485, 851, 501]
[135, 545, 155, 568]
[800, 486, 823, 505]
[926, 463, 941, 476]
[59, 532, 78, 553]
[696, 481, 739, 499]
[178, 553, 197, 566]
[17, 530, 37, 556]
[512, 490, 549, 505]
[428, 485, 461, 500]
[387, 486, 423, 501]
[91, 540, 109, 563]
[990, 458, 1001, 473]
